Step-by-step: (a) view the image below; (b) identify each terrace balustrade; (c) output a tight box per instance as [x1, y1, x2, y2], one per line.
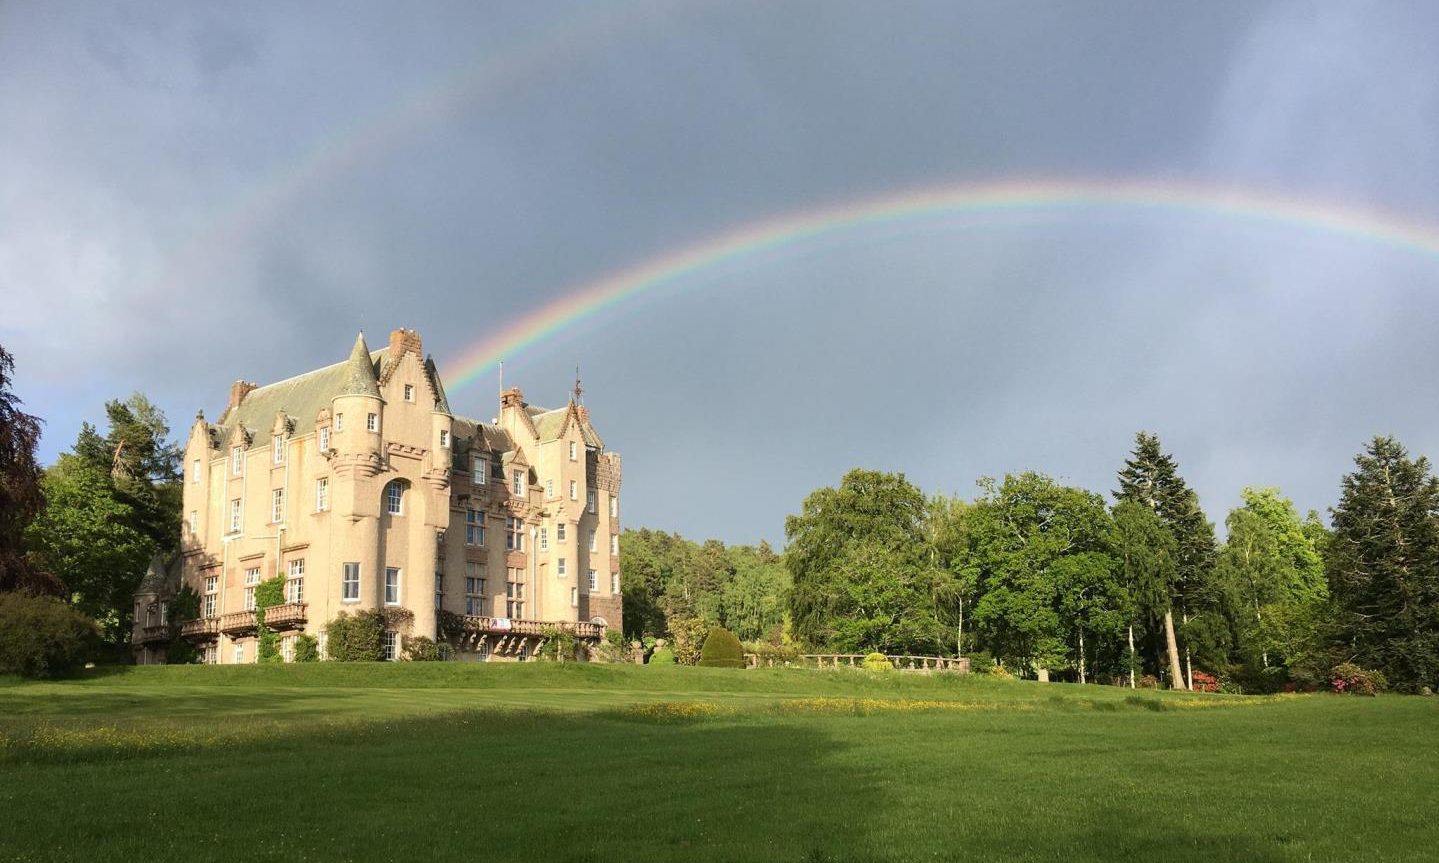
[743, 653, 971, 673]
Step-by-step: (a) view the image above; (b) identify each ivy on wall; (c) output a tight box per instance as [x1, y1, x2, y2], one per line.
[254, 575, 285, 663]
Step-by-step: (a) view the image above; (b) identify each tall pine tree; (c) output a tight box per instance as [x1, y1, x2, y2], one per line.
[1114, 432, 1217, 689]
[1327, 436, 1439, 692]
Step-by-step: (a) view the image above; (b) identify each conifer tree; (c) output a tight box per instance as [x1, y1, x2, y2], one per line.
[1114, 432, 1217, 688]
[1327, 436, 1439, 692]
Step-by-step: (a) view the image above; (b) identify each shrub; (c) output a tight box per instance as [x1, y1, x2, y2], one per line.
[1137, 674, 1159, 689]
[0, 592, 97, 678]
[256, 627, 282, 664]
[861, 652, 892, 672]
[1191, 671, 1219, 693]
[668, 617, 710, 665]
[649, 646, 676, 665]
[697, 627, 745, 668]
[403, 635, 443, 661]
[965, 652, 996, 675]
[989, 663, 1014, 680]
[293, 634, 319, 663]
[325, 610, 385, 661]
[536, 627, 581, 662]
[1331, 662, 1387, 696]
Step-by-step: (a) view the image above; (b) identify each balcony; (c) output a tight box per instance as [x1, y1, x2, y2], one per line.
[219, 602, 307, 635]
[461, 616, 602, 640]
[180, 617, 218, 639]
[138, 624, 170, 644]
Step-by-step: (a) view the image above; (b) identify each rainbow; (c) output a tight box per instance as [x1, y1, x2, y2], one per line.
[440, 177, 1439, 393]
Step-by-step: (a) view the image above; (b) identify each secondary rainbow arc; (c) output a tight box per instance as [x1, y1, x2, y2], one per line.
[440, 178, 1439, 395]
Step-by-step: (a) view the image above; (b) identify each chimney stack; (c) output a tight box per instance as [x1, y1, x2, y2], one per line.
[229, 380, 257, 410]
[576, 405, 590, 424]
[500, 387, 524, 410]
[388, 328, 422, 360]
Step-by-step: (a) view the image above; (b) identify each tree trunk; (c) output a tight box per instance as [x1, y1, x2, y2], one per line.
[1256, 600, 1268, 668]
[1163, 608, 1186, 690]
[1128, 624, 1137, 689]
[1078, 629, 1087, 684]
[1182, 610, 1193, 690]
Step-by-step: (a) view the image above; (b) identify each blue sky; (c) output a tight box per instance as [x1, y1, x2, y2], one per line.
[4, 1, 1439, 544]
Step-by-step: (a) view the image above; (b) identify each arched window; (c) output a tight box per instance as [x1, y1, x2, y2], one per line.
[384, 480, 404, 515]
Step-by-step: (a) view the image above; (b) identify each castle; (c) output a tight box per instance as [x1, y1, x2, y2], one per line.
[131, 328, 622, 663]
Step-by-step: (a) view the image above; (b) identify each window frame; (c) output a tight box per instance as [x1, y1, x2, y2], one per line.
[342, 562, 360, 602]
[384, 567, 401, 605]
[272, 434, 285, 465]
[316, 477, 329, 512]
[271, 488, 284, 524]
[385, 481, 404, 516]
[367, 412, 378, 433]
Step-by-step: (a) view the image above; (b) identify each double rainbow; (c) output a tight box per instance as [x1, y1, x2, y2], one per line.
[441, 177, 1439, 393]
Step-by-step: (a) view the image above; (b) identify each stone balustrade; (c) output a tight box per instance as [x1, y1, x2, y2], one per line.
[180, 618, 218, 638]
[744, 653, 970, 673]
[460, 616, 602, 639]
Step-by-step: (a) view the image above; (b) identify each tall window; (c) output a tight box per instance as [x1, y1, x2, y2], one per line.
[229, 499, 242, 533]
[465, 510, 485, 546]
[570, 586, 578, 607]
[545, 479, 554, 498]
[569, 480, 577, 501]
[557, 557, 567, 578]
[319, 426, 330, 453]
[381, 631, 397, 661]
[505, 571, 525, 618]
[472, 455, 487, 485]
[243, 567, 261, 611]
[336, 413, 344, 431]
[569, 441, 578, 461]
[235, 642, 246, 664]
[610, 496, 618, 518]
[511, 469, 525, 496]
[506, 517, 524, 551]
[435, 573, 444, 611]
[539, 527, 549, 552]
[588, 529, 597, 553]
[272, 434, 285, 465]
[281, 635, 295, 663]
[271, 488, 284, 524]
[191, 459, 201, 483]
[188, 510, 198, 534]
[203, 575, 218, 617]
[587, 490, 597, 514]
[342, 562, 360, 601]
[556, 523, 567, 543]
[286, 559, 305, 603]
[231, 446, 243, 475]
[384, 567, 400, 605]
[385, 481, 404, 515]
[610, 534, 619, 555]
[587, 569, 598, 592]
[611, 573, 620, 594]
[465, 563, 486, 616]
[439, 430, 450, 448]
[404, 384, 414, 401]
[367, 413, 378, 433]
[316, 478, 329, 512]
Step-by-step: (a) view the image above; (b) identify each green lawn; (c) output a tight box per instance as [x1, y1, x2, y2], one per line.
[1, 664, 1435, 862]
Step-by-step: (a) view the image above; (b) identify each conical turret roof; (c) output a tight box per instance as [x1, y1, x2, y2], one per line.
[337, 332, 381, 398]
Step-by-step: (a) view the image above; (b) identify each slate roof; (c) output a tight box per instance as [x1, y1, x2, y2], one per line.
[136, 552, 181, 596]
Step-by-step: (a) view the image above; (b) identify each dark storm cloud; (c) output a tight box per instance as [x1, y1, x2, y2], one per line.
[4, 1, 1439, 543]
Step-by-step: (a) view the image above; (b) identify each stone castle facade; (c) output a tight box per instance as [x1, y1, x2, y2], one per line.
[132, 328, 622, 663]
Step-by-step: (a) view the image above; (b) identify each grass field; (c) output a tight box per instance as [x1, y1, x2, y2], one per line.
[2, 664, 1436, 862]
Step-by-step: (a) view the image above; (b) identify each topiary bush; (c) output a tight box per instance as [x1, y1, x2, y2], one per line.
[648, 646, 676, 665]
[862, 652, 892, 672]
[697, 626, 745, 668]
[0, 592, 97, 678]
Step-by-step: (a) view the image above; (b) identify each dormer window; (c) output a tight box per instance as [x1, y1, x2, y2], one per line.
[404, 384, 414, 402]
[472, 456, 487, 485]
[231, 447, 243, 475]
[319, 427, 330, 453]
[272, 434, 285, 465]
[511, 469, 525, 496]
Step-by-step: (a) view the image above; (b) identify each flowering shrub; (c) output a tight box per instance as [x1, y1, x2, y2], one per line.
[1191, 671, 1219, 693]
[1330, 663, 1387, 696]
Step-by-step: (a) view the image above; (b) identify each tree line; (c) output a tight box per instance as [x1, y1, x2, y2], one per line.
[625, 432, 1439, 694]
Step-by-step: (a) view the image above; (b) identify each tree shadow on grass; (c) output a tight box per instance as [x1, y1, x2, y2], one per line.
[3, 707, 890, 863]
